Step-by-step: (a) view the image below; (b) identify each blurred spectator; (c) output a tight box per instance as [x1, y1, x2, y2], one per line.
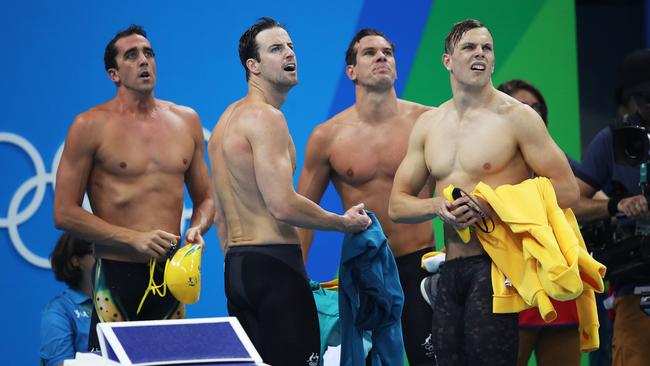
[573, 49, 650, 366]
[498, 79, 581, 366]
[39, 233, 94, 366]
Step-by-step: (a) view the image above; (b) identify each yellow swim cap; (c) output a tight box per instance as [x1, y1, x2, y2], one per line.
[164, 244, 202, 304]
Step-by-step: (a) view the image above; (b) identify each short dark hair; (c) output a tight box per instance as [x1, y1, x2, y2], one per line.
[239, 17, 286, 81]
[497, 79, 548, 124]
[50, 233, 93, 288]
[345, 29, 396, 66]
[104, 24, 148, 71]
[622, 48, 650, 99]
[444, 19, 486, 54]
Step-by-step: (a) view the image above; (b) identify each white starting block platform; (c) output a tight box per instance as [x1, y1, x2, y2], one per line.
[84, 317, 265, 365]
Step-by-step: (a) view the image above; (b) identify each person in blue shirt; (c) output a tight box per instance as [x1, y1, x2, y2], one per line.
[575, 49, 650, 366]
[40, 233, 95, 366]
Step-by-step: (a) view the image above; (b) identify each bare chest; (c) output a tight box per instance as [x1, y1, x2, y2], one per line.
[425, 115, 518, 181]
[329, 124, 410, 185]
[95, 116, 195, 177]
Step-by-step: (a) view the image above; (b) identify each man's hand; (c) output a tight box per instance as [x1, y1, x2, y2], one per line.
[436, 194, 491, 229]
[432, 196, 458, 225]
[185, 226, 206, 247]
[341, 203, 372, 233]
[618, 195, 650, 218]
[131, 230, 181, 260]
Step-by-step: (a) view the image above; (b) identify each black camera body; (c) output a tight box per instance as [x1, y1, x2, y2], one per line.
[591, 120, 650, 315]
[582, 218, 650, 282]
[612, 124, 650, 167]
[584, 121, 650, 282]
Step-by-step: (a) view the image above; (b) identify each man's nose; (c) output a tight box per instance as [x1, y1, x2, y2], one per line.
[285, 46, 295, 58]
[138, 52, 149, 65]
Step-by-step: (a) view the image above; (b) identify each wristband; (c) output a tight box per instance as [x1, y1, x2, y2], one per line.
[607, 197, 621, 216]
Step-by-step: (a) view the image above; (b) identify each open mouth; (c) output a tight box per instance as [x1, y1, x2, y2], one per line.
[283, 63, 296, 72]
[470, 64, 486, 71]
[139, 71, 151, 78]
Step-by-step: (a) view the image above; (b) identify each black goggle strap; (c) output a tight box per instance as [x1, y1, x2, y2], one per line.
[456, 188, 495, 234]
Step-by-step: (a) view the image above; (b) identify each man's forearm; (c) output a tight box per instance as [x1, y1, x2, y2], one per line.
[389, 193, 435, 223]
[189, 197, 215, 234]
[54, 205, 136, 246]
[572, 197, 610, 224]
[271, 193, 346, 232]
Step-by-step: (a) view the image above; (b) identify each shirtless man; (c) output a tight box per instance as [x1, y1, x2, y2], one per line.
[297, 29, 435, 364]
[388, 19, 578, 366]
[53, 25, 214, 349]
[208, 18, 370, 365]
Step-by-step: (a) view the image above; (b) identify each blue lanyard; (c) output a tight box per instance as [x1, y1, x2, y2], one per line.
[641, 163, 647, 193]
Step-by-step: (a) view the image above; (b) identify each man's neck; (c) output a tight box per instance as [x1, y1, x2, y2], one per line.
[115, 88, 156, 116]
[248, 77, 289, 109]
[450, 78, 495, 118]
[355, 86, 399, 123]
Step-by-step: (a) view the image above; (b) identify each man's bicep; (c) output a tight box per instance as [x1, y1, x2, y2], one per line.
[54, 126, 96, 205]
[517, 114, 573, 179]
[55, 156, 88, 205]
[297, 130, 331, 202]
[249, 124, 295, 205]
[525, 136, 572, 178]
[393, 150, 430, 196]
[393, 118, 432, 194]
[186, 130, 212, 203]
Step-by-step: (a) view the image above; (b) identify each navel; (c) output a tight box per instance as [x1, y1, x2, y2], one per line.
[183, 158, 188, 165]
[119, 162, 127, 169]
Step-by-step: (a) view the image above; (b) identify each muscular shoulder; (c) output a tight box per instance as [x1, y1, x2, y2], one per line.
[416, 102, 447, 129]
[69, 102, 115, 136]
[159, 99, 201, 124]
[397, 99, 434, 121]
[495, 91, 545, 130]
[311, 106, 355, 139]
[236, 102, 289, 139]
[402, 107, 441, 148]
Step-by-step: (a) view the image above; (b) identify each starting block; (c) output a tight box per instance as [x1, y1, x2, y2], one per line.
[95, 317, 266, 365]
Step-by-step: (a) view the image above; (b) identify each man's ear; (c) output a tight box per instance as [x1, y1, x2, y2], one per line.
[246, 58, 260, 77]
[107, 68, 120, 84]
[442, 53, 452, 72]
[345, 64, 356, 82]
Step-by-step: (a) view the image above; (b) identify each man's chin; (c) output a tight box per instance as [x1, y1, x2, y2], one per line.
[364, 79, 394, 92]
[277, 78, 298, 90]
[135, 85, 156, 94]
[458, 76, 490, 89]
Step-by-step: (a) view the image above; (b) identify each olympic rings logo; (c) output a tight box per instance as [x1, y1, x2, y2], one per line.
[1, 129, 211, 269]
